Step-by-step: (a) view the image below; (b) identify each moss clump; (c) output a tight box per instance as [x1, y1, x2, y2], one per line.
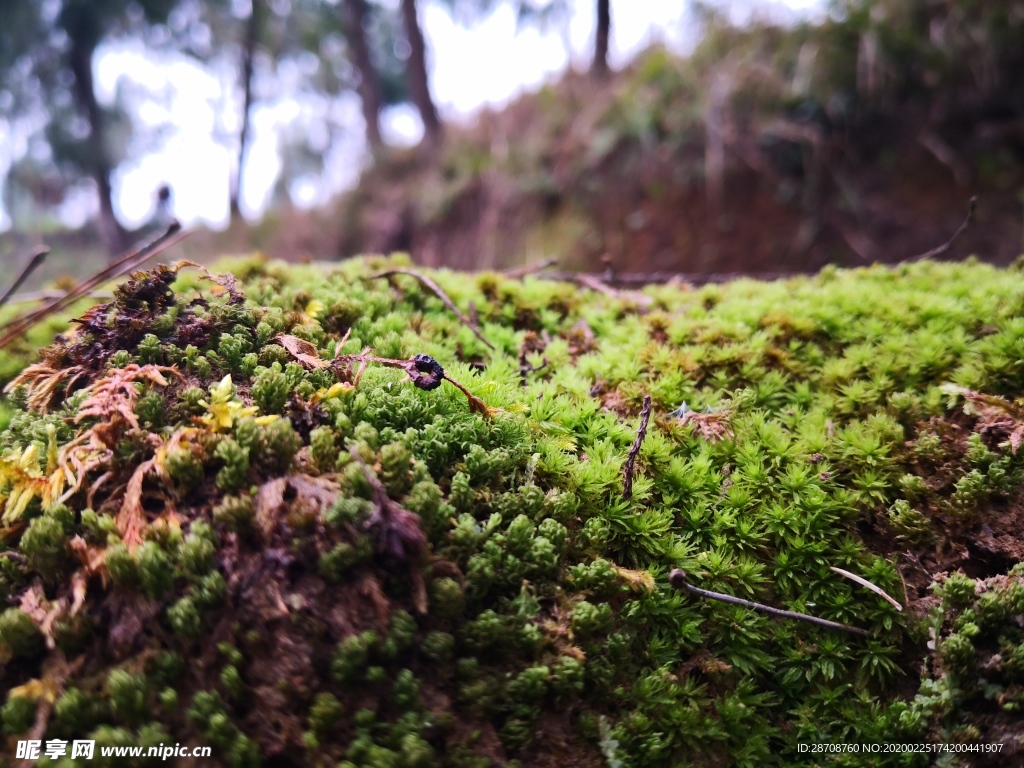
[0, 607, 44, 659]
[4, 256, 1024, 765]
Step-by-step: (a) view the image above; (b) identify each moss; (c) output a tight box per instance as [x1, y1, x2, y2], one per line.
[54, 688, 101, 733]
[167, 595, 204, 639]
[212, 494, 255, 529]
[308, 692, 343, 736]
[0, 607, 44, 659]
[422, 631, 455, 662]
[429, 577, 465, 619]
[20, 512, 72, 581]
[256, 418, 300, 473]
[107, 669, 148, 725]
[105, 543, 140, 588]
[332, 631, 379, 683]
[6, 257, 1024, 765]
[215, 437, 251, 492]
[252, 366, 290, 415]
[2, 695, 36, 735]
[309, 425, 336, 472]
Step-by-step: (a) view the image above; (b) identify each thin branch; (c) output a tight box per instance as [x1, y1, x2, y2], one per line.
[540, 270, 800, 287]
[830, 566, 903, 611]
[0, 221, 186, 350]
[917, 131, 971, 187]
[501, 257, 557, 278]
[904, 196, 977, 263]
[573, 273, 655, 307]
[0, 247, 49, 310]
[827, 213, 879, 264]
[623, 395, 652, 500]
[369, 268, 494, 350]
[1, 289, 114, 305]
[669, 569, 870, 636]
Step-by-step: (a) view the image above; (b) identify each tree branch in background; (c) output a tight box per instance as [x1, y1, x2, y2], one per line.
[905, 196, 978, 263]
[401, 0, 442, 142]
[592, 0, 610, 78]
[231, 0, 262, 220]
[368, 268, 494, 349]
[345, 0, 384, 150]
[623, 395, 652, 500]
[0, 247, 49, 311]
[64, 9, 125, 256]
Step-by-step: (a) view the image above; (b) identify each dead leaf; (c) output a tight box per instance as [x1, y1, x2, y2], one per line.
[678, 410, 733, 443]
[946, 385, 1024, 454]
[358, 575, 391, 630]
[465, 391, 501, 419]
[255, 477, 288, 536]
[19, 582, 49, 625]
[70, 571, 88, 616]
[8, 677, 60, 704]
[19, 582, 65, 649]
[275, 334, 329, 369]
[255, 475, 340, 536]
[118, 457, 155, 550]
[614, 566, 655, 594]
[69, 535, 109, 588]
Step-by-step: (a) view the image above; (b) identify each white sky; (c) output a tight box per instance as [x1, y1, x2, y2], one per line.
[0, 0, 824, 232]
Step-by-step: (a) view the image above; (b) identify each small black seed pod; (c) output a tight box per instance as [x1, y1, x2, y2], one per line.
[407, 353, 445, 390]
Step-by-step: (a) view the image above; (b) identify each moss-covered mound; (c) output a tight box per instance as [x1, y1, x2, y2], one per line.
[3, 256, 1024, 767]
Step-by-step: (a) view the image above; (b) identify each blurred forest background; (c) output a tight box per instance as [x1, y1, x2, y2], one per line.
[1, 0, 1024, 282]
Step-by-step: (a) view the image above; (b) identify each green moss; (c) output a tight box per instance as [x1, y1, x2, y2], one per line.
[136, 541, 174, 597]
[252, 366, 290, 415]
[0, 607, 43, 659]
[215, 437, 251, 492]
[7, 257, 1024, 765]
[2, 695, 36, 735]
[213, 494, 255, 529]
[308, 692, 343, 736]
[20, 512, 72, 581]
[107, 669, 148, 725]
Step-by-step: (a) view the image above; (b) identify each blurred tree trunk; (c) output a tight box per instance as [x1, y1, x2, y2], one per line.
[592, 0, 610, 78]
[400, 0, 442, 142]
[68, 37, 126, 256]
[345, 0, 383, 150]
[231, 0, 261, 221]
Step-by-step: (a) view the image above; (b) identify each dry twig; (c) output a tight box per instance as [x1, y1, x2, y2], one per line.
[623, 395, 652, 500]
[830, 566, 903, 611]
[1, 289, 114, 305]
[573, 273, 654, 307]
[0, 221, 187, 350]
[275, 338, 500, 418]
[501, 257, 558, 278]
[669, 569, 870, 636]
[0, 246, 49, 310]
[904, 196, 977, 263]
[369, 268, 494, 350]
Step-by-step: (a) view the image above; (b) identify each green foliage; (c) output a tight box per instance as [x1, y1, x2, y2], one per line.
[2, 695, 36, 735]
[252, 366, 290, 415]
[0, 607, 43, 658]
[215, 437, 250, 493]
[4, 256, 1024, 766]
[20, 511, 72, 581]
